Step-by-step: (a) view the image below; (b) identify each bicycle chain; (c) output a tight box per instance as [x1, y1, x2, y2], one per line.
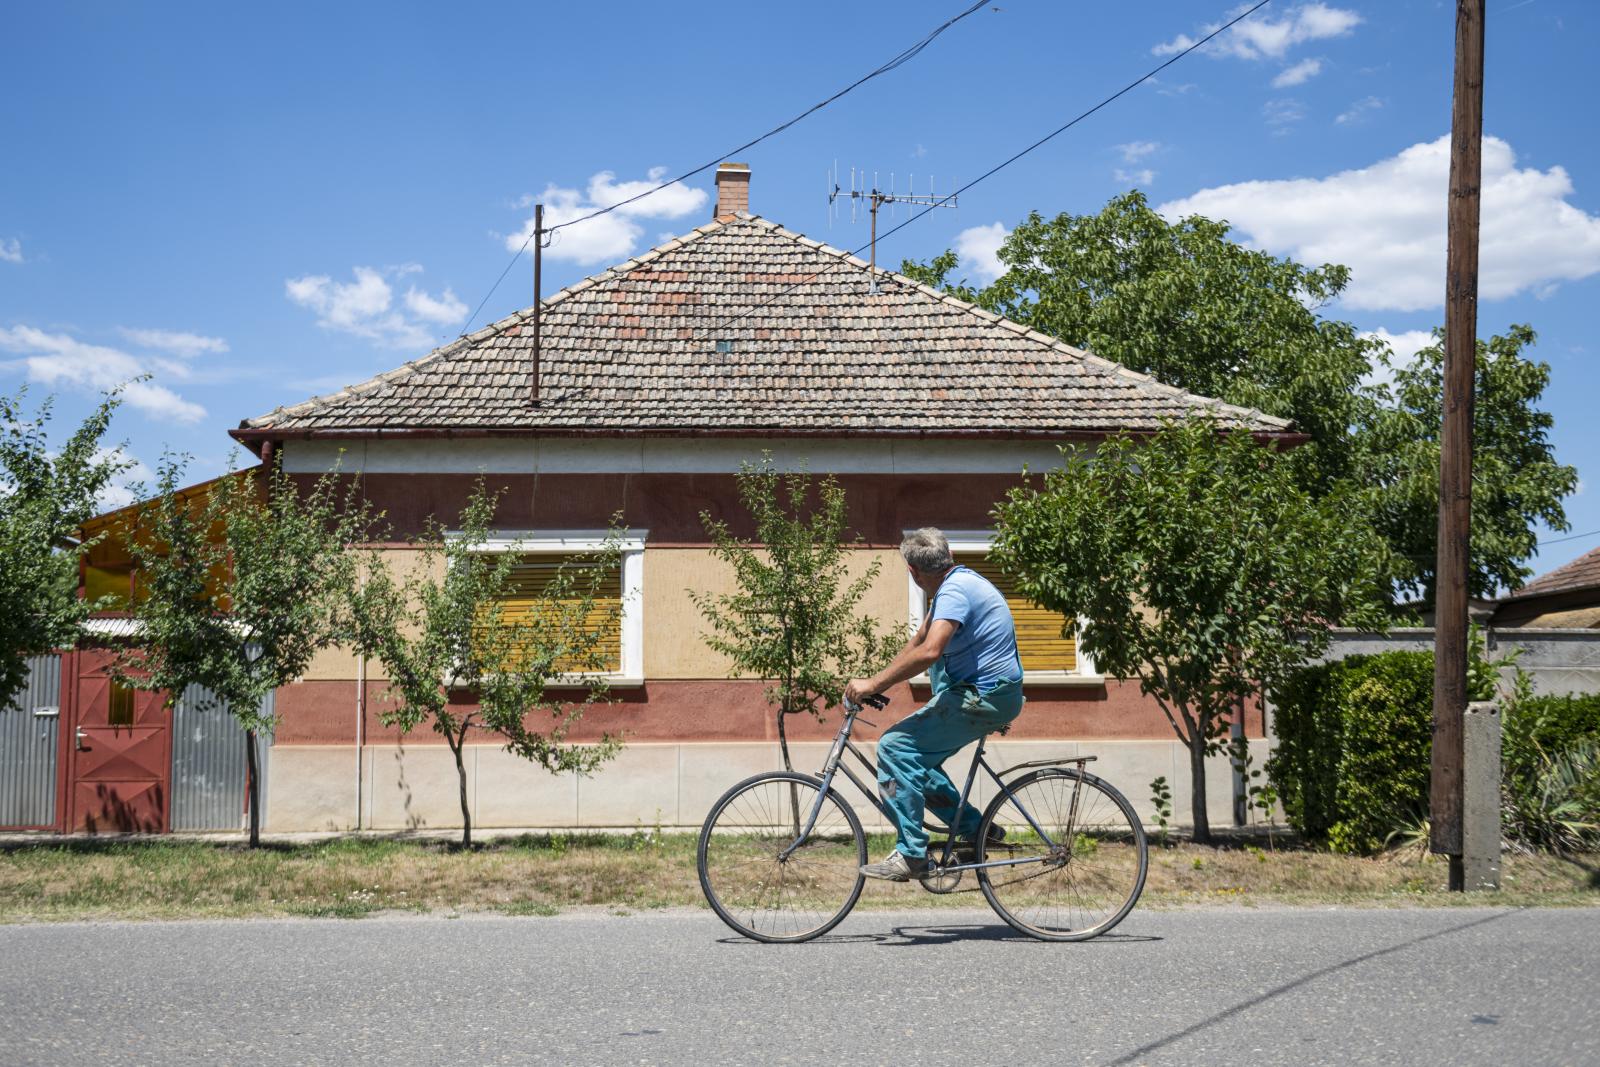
[920, 850, 1067, 895]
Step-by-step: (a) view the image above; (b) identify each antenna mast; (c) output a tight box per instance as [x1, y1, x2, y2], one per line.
[828, 165, 957, 290]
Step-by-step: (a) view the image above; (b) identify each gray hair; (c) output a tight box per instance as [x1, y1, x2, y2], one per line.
[900, 527, 954, 575]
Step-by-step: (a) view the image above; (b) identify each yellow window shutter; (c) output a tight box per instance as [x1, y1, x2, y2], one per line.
[955, 554, 1077, 673]
[495, 554, 623, 672]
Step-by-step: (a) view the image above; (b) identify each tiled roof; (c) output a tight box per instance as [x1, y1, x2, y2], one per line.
[239, 215, 1292, 437]
[1501, 545, 1600, 602]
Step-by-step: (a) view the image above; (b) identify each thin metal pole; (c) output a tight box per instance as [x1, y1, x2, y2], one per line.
[530, 202, 543, 405]
[869, 194, 878, 276]
[1431, 0, 1485, 892]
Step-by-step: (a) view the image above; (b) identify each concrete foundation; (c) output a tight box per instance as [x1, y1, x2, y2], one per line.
[1462, 701, 1503, 891]
[263, 738, 1272, 834]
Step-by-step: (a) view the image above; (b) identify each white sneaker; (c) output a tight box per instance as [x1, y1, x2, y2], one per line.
[859, 851, 929, 882]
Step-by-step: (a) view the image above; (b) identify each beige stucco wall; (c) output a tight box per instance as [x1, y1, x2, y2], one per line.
[298, 548, 445, 682]
[264, 738, 1271, 834]
[643, 547, 911, 679]
[294, 546, 911, 684]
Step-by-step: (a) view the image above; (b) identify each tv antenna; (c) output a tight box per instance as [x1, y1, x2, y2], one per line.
[828, 163, 957, 289]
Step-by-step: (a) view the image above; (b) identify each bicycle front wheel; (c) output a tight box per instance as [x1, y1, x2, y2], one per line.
[697, 771, 867, 943]
[976, 768, 1148, 941]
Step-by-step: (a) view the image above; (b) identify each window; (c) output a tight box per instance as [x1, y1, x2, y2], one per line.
[498, 553, 623, 673]
[952, 553, 1078, 673]
[906, 531, 1099, 685]
[466, 531, 646, 685]
[107, 681, 135, 726]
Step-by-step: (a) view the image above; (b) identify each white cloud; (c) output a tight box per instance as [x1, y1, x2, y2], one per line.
[954, 222, 1010, 284]
[1273, 57, 1324, 87]
[285, 265, 465, 349]
[93, 447, 156, 510]
[1263, 98, 1307, 129]
[0, 325, 206, 423]
[1117, 141, 1161, 163]
[1157, 135, 1600, 312]
[1115, 168, 1156, 187]
[1360, 328, 1438, 389]
[1335, 95, 1384, 125]
[1155, 3, 1361, 61]
[402, 286, 468, 325]
[0, 238, 21, 264]
[506, 167, 710, 267]
[117, 327, 229, 357]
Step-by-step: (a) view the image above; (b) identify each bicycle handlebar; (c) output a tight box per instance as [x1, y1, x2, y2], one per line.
[844, 693, 891, 713]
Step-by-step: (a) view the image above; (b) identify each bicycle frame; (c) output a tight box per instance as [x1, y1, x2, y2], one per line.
[778, 698, 1089, 876]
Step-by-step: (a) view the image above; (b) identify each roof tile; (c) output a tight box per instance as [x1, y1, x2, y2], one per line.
[242, 215, 1293, 436]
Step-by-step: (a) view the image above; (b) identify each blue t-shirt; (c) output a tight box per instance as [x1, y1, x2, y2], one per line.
[928, 565, 1023, 694]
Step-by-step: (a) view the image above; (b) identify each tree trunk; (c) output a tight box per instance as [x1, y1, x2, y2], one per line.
[776, 704, 794, 773]
[452, 735, 471, 849]
[777, 708, 801, 838]
[245, 729, 261, 849]
[1188, 735, 1212, 846]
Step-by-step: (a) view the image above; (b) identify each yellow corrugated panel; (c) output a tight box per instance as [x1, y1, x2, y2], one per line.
[955, 554, 1076, 673]
[494, 554, 622, 672]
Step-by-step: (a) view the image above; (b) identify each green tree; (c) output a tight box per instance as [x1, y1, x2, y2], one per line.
[117, 455, 375, 846]
[902, 192, 1382, 496]
[990, 420, 1388, 844]
[351, 481, 624, 848]
[905, 195, 1577, 605]
[0, 388, 129, 711]
[692, 460, 894, 776]
[1362, 325, 1577, 604]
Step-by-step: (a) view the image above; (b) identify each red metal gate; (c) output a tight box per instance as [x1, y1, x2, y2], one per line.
[59, 650, 171, 833]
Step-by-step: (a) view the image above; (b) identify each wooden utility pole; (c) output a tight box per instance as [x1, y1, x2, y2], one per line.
[530, 202, 544, 405]
[1431, 0, 1485, 891]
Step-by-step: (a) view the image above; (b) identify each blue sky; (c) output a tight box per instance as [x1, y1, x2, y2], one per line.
[2, 0, 1596, 582]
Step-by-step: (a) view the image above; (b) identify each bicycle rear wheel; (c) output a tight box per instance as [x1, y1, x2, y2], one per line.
[976, 767, 1148, 941]
[697, 771, 867, 943]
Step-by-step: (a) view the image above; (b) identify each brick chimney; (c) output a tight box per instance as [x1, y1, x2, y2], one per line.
[714, 162, 750, 219]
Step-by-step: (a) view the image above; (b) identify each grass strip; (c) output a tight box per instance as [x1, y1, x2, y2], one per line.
[0, 832, 1595, 923]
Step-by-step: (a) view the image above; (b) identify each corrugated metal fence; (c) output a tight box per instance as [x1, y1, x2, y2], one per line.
[1, 655, 272, 832]
[0, 655, 61, 828]
[170, 685, 273, 832]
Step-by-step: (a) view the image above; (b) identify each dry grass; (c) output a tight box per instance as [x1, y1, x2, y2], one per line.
[0, 832, 1595, 923]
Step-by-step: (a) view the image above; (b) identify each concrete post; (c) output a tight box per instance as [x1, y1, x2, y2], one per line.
[1461, 701, 1502, 890]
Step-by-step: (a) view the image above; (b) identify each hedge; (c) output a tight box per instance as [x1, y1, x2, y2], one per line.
[1271, 656, 1600, 854]
[1503, 693, 1600, 781]
[1268, 651, 1434, 854]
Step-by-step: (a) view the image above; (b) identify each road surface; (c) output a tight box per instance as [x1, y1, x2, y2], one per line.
[3, 906, 1597, 1066]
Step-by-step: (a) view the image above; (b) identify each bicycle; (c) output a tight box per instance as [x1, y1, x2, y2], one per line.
[696, 693, 1148, 943]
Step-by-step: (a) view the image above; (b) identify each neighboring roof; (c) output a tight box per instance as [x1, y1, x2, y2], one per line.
[1499, 545, 1600, 603]
[237, 215, 1292, 439]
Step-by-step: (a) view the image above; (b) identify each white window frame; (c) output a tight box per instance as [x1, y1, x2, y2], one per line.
[904, 529, 1101, 687]
[456, 529, 647, 688]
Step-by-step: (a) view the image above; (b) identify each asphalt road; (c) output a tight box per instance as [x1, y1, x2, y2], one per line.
[2, 906, 1597, 1066]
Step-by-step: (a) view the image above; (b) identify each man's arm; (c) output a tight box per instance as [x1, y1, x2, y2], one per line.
[843, 619, 957, 705]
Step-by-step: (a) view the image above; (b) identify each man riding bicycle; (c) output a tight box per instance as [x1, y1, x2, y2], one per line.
[844, 528, 1025, 881]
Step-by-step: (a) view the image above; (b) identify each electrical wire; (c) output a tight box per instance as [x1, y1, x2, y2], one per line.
[455, 0, 992, 338]
[701, 0, 1278, 337]
[1536, 528, 1600, 547]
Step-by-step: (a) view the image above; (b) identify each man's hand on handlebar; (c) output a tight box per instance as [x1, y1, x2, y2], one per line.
[843, 678, 879, 707]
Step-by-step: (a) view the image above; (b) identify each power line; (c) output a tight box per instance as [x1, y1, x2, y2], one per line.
[455, 0, 992, 338]
[702, 0, 1278, 337]
[1536, 528, 1600, 547]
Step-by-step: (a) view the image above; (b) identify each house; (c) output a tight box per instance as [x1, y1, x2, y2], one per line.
[1492, 545, 1600, 629]
[3, 164, 1291, 835]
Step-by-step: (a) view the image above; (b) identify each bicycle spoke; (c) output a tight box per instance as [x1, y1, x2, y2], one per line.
[978, 770, 1147, 941]
[699, 774, 866, 942]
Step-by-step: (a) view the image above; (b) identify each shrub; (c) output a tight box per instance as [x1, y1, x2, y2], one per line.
[1273, 644, 1600, 854]
[1502, 694, 1600, 852]
[1504, 693, 1600, 779]
[1269, 651, 1434, 854]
